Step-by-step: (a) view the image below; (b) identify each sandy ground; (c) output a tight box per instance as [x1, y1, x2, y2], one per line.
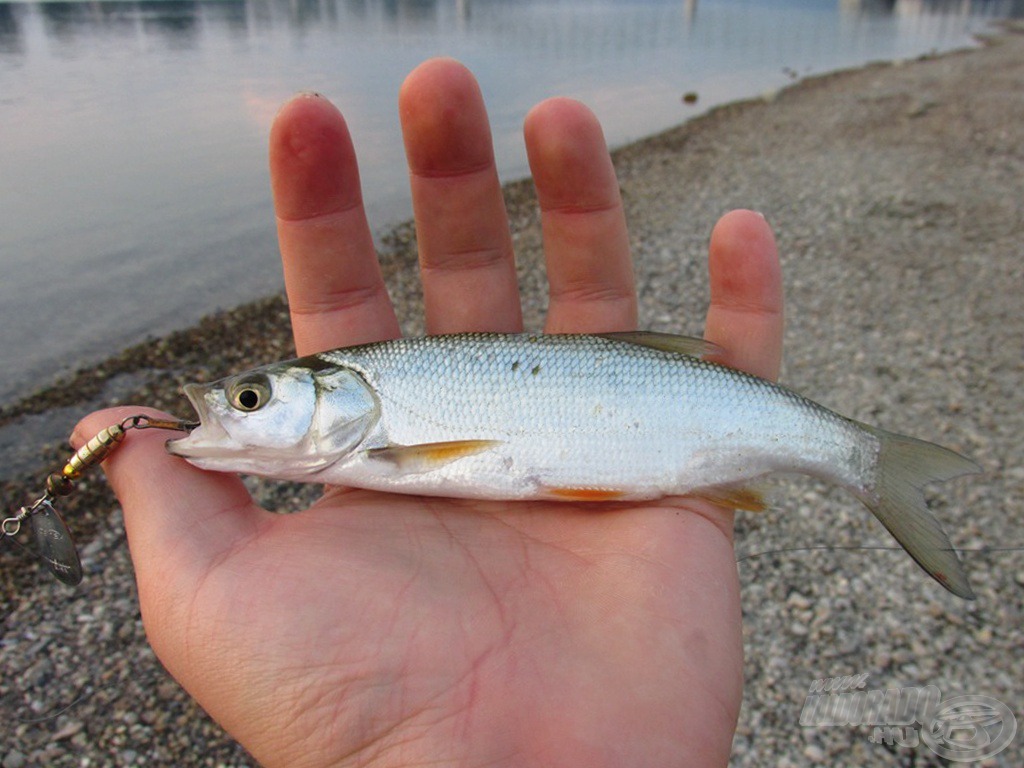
[2, 22, 1022, 767]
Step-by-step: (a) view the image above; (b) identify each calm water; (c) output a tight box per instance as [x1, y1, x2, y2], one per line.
[1, 0, 1020, 405]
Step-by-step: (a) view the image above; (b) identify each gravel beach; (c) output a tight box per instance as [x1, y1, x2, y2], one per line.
[2, 24, 1022, 767]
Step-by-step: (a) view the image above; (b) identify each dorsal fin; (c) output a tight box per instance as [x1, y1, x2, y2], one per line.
[597, 331, 721, 359]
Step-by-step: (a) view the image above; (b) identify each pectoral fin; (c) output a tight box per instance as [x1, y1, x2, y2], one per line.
[364, 440, 501, 472]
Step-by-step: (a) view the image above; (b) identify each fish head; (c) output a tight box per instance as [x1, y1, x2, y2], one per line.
[167, 361, 379, 478]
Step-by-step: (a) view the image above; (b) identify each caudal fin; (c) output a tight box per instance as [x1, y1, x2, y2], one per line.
[855, 424, 980, 600]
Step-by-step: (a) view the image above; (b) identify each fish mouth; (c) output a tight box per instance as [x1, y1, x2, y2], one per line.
[166, 383, 230, 459]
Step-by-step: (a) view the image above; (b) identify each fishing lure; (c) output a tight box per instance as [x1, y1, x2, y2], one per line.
[2, 414, 195, 585]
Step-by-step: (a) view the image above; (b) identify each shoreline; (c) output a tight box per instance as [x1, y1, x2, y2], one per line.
[3, 23, 1023, 767]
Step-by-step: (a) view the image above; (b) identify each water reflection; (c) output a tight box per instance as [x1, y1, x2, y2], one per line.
[3, 0, 1022, 59]
[0, 5, 23, 54]
[1, 0, 1022, 406]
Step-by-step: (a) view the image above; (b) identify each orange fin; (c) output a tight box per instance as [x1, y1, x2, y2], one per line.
[690, 485, 768, 513]
[365, 440, 501, 471]
[543, 486, 628, 502]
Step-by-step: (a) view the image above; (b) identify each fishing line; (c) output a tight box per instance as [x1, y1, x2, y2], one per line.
[13, 681, 123, 725]
[9, 663, 170, 725]
[737, 544, 1024, 563]
[0, 527, 41, 558]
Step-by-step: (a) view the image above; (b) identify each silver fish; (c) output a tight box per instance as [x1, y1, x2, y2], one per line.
[167, 332, 979, 598]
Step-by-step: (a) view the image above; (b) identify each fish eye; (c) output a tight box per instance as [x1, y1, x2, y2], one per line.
[228, 376, 272, 412]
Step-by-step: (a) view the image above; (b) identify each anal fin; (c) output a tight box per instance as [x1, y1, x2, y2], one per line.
[542, 486, 628, 502]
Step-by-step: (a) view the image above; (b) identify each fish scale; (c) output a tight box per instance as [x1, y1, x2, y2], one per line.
[168, 332, 979, 598]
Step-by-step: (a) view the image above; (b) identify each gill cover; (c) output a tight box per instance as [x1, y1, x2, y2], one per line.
[309, 364, 380, 456]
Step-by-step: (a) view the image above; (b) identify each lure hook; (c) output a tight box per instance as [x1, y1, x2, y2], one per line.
[119, 414, 199, 433]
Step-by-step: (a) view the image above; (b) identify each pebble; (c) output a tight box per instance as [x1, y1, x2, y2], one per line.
[786, 592, 812, 610]
[157, 680, 180, 700]
[50, 719, 84, 742]
[803, 744, 826, 762]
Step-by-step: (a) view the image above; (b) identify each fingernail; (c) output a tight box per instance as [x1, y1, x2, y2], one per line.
[273, 91, 327, 122]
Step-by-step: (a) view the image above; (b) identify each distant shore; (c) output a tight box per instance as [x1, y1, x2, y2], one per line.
[3, 23, 1023, 768]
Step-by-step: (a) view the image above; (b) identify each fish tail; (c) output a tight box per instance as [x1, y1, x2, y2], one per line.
[855, 423, 980, 600]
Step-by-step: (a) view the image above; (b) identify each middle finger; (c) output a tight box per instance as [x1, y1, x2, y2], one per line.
[399, 58, 523, 334]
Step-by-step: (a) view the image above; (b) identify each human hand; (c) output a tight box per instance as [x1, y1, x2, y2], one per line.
[74, 58, 782, 767]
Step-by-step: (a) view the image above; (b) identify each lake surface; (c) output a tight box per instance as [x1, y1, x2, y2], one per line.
[1, 0, 1021, 405]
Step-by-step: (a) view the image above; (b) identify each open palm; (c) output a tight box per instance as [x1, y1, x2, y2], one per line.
[76, 59, 783, 768]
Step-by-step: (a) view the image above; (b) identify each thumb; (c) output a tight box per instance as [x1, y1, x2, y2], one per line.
[71, 406, 264, 593]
